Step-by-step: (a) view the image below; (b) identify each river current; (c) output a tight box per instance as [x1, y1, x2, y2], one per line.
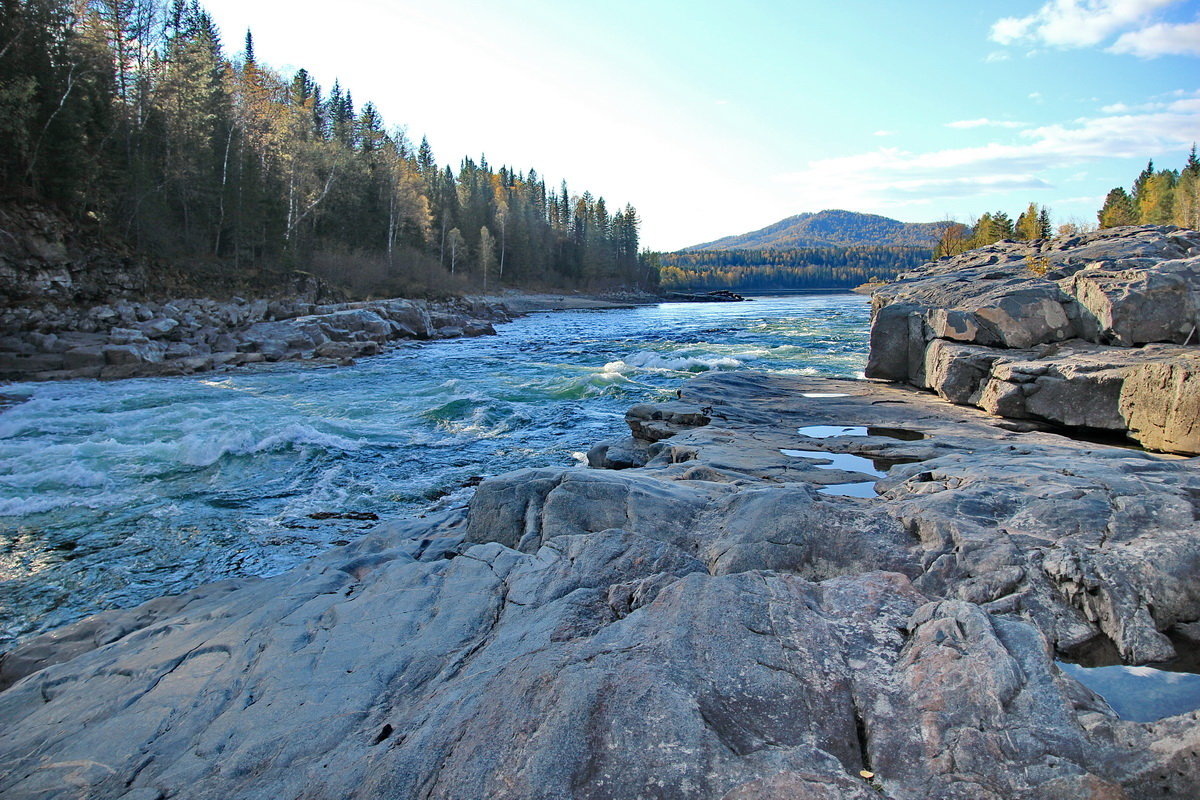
[0, 294, 870, 648]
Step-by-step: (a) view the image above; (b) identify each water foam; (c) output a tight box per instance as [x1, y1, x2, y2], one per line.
[177, 423, 362, 467]
[603, 351, 744, 374]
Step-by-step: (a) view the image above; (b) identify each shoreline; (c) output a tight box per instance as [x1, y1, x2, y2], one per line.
[0, 288, 668, 384]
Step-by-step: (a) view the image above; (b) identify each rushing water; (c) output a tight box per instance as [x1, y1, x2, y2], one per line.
[0, 294, 870, 648]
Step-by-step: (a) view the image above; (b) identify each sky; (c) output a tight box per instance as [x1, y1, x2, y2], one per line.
[198, 0, 1200, 251]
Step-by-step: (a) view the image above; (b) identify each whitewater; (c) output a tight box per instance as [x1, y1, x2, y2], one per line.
[0, 294, 870, 647]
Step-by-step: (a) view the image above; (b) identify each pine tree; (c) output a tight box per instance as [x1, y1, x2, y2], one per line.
[1015, 203, 1042, 241]
[1037, 207, 1052, 238]
[1098, 188, 1137, 228]
[1172, 145, 1199, 230]
[1131, 160, 1154, 207]
[1138, 170, 1177, 225]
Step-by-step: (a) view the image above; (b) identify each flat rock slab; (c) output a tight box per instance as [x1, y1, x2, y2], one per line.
[1, 372, 1198, 799]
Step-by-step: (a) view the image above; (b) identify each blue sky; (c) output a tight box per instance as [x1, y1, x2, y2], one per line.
[201, 0, 1200, 250]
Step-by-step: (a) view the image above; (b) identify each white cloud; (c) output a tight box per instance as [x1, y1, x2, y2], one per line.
[990, 0, 1180, 48]
[1029, 91, 1044, 101]
[1110, 20, 1200, 56]
[773, 97, 1200, 209]
[947, 118, 1029, 129]
[873, 130, 895, 136]
[985, 50, 1011, 62]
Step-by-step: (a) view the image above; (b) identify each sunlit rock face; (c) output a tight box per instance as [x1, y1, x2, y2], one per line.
[866, 225, 1200, 454]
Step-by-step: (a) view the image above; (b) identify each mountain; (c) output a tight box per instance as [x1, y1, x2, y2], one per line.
[683, 210, 949, 251]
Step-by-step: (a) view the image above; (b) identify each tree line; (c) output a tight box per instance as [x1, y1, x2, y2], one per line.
[1097, 148, 1199, 230]
[933, 202, 1053, 258]
[658, 247, 931, 292]
[0, 0, 656, 296]
[932, 147, 1200, 260]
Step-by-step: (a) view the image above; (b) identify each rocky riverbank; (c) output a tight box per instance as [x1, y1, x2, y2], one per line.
[0, 293, 510, 381]
[2, 228, 1198, 798]
[0, 201, 662, 382]
[0, 289, 667, 382]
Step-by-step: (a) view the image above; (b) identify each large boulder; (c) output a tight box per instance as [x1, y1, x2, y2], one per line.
[868, 226, 1200, 453]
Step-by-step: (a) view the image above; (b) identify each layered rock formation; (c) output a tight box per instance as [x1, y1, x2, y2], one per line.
[866, 225, 1200, 454]
[0, 295, 506, 381]
[2, 370, 1197, 799]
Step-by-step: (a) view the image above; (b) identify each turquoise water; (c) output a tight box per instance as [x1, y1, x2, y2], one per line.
[0, 294, 870, 646]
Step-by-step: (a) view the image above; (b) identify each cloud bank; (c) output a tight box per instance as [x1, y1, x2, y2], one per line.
[776, 94, 1200, 208]
[990, 0, 1198, 58]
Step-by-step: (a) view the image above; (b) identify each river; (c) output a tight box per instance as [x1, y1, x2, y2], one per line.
[0, 293, 870, 647]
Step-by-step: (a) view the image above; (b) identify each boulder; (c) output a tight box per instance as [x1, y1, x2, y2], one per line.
[869, 227, 1200, 453]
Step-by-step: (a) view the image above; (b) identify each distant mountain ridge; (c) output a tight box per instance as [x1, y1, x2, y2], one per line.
[684, 210, 949, 251]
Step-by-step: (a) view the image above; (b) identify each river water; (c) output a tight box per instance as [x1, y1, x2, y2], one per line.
[0, 294, 870, 647]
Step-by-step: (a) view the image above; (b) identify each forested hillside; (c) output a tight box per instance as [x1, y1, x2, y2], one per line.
[0, 0, 655, 297]
[685, 210, 948, 251]
[658, 246, 930, 292]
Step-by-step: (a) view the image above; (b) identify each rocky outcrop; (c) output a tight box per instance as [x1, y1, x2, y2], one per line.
[0, 203, 149, 306]
[0, 295, 507, 381]
[866, 225, 1200, 453]
[2, 370, 1198, 799]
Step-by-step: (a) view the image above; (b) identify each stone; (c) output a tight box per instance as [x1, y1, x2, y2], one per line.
[869, 226, 1200, 453]
[62, 345, 108, 370]
[108, 326, 149, 345]
[624, 401, 711, 442]
[138, 317, 180, 339]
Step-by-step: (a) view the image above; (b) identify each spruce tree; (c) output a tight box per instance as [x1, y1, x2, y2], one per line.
[1098, 188, 1137, 228]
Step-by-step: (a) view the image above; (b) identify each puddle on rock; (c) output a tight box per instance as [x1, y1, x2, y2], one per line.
[802, 392, 850, 398]
[797, 425, 928, 441]
[1058, 633, 1200, 722]
[818, 482, 877, 498]
[797, 425, 868, 438]
[780, 449, 887, 478]
[1058, 662, 1200, 722]
[868, 426, 928, 441]
[780, 446, 927, 492]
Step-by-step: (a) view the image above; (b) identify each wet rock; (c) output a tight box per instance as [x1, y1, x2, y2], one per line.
[625, 401, 712, 442]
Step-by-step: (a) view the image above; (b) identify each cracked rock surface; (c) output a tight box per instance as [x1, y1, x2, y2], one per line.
[866, 225, 1200, 454]
[2, 369, 1198, 799]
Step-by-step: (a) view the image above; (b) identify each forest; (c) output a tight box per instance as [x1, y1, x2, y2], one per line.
[658, 246, 931, 292]
[1096, 149, 1200, 230]
[0, 0, 656, 297]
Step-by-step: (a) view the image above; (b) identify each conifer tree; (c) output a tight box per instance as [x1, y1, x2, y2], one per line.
[1138, 170, 1177, 225]
[1015, 202, 1042, 240]
[1174, 145, 1200, 230]
[1098, 188, 1137, 227]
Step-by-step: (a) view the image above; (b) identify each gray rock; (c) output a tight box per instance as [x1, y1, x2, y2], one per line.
[138, 317, 180, 339]
[108, 326, 149, 345]
[62, 345, 108, 370]
[869, 226, 1200, 453]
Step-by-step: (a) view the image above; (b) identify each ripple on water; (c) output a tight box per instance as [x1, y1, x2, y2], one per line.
[0, 293, 873, 646]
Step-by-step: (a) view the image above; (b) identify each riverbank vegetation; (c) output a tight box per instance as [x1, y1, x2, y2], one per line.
[0, 0, 656, 297]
